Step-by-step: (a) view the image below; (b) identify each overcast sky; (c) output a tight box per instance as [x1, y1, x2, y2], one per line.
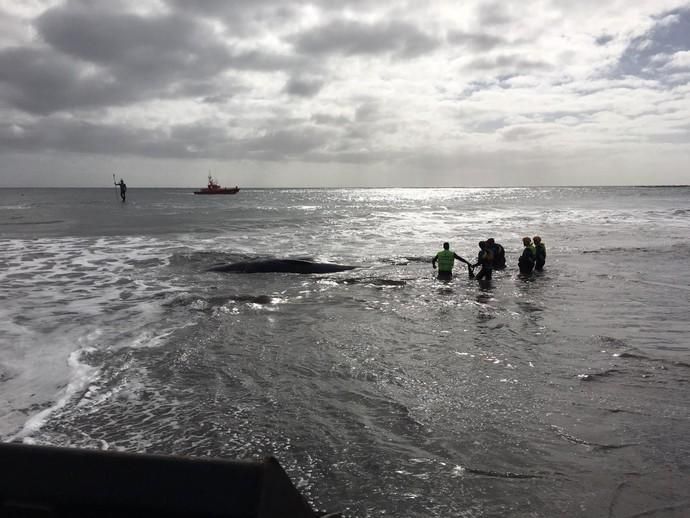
[0, 0, 688, 187]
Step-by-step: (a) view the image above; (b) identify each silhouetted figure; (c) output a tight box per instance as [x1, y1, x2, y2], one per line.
[473, 241, 494, 280]
[486, 238, 506, 269]
[534, 236, 546, 271]
[518, 237, 536, 274]
[115, 178, 127, 202]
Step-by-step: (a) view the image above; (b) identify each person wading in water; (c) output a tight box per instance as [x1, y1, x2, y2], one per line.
[432, 242, 473, 281]
[518, 237, 536, 274]
[486, 238, 506, 269]
[533, 236, 546, 271]
[115, 178, 127, 202]
[473, 241, 494, 280]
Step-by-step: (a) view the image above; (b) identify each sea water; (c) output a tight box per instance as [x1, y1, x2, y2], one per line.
[1, 186, 689, 516]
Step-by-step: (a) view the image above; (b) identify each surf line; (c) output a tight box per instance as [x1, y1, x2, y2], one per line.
[9, 348, 99, 442]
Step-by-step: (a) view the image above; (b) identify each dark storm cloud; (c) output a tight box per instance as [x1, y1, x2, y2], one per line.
[0, 42, 248, 114]
[0, 2, 302, 114]
[164, 0, 376, 34]
[170, 79, 246, 101]
[0, 46, 128, 114]
[36, 5, 233, 78]
[0, 118, 169, 156]
[447, 31, 507, 51]
[616, 7, 690, 79]
[0, 118, 336, 161]
[283, 76, 324, 97]
[292, 19, 440, 58]
[466, 54, 551, 71]
[164, 0, 301, 35]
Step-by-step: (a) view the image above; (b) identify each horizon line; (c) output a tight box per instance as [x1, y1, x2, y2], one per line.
[0, 184, 688, 189]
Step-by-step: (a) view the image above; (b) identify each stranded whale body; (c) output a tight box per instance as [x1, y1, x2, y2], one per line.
[209, 259, 356, 274]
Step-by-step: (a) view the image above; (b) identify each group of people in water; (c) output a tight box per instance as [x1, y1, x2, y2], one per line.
[432, 237, 546, 280]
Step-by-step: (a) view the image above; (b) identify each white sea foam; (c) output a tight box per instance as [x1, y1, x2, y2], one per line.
[0, 235, 187, 438]
[11, 347, 99, 441]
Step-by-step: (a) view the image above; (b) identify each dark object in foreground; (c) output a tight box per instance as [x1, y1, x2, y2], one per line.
[0, 442, 326, 517]
[209, 259, 356, 274]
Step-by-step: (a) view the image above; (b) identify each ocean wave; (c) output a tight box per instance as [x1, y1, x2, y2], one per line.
[550, 425, 637, 450]
[613, 352, 690, 369]
[0, 219, 64, 226]
[10, 348, 100, 442]
[463, 467, 545, 479]
[166, 293, 278, 309]
[577, 369, 623, 381]
[337, 277, 408, 287]
[583, 246, 655, 254]
[0, 363, 18, 383]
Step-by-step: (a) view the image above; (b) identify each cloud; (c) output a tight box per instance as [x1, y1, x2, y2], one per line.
[0, 118, 163, 155]
[37, 3, 299, 74]
[311, 113, 352, 126]
[0, 46, 128, 114]
[0, 0, 689, 186]
[616, 7, 690, 81]
[164, 0, 302, 36]
[283, 76, 324, 97]
[240, 128, 332, 160]
[477, 2, 514, 26]
[595, 34, 614, 46]
[0, 116, 339, 161]
[36, 5, 232, 75]
[0, 2, 301, 114]
[465, 54, 552, 72]
[447, 31, 507, 51]
[292, 19, 440, 58]
[664, 50, 690, 70]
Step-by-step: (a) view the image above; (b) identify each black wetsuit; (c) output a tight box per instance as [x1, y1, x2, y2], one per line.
[119, 182, 127, 202]
[475, 248, 493, 280]
[490, 243, 506, 269]
[518, 246, 536, 274]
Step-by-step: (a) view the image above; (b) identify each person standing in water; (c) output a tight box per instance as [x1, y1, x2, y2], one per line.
[473, 241, 494, 280]
[432, 242, 473, 280]
[115, 178, 127, 202]
[533, 236, 546, 271]
[518, 237, 536, 274]
[486, 238, 506, 269]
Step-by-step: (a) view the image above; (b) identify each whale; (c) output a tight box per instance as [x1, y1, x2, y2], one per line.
[208, 259, 356, 274]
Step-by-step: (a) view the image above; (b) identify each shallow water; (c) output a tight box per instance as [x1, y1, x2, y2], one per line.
[1, 187, 689, 516]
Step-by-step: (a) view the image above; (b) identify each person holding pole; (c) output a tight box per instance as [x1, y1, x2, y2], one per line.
[114, 175, 127, 202]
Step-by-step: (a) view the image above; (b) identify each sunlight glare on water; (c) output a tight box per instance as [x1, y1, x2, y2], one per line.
[1, 186, 689, 516]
